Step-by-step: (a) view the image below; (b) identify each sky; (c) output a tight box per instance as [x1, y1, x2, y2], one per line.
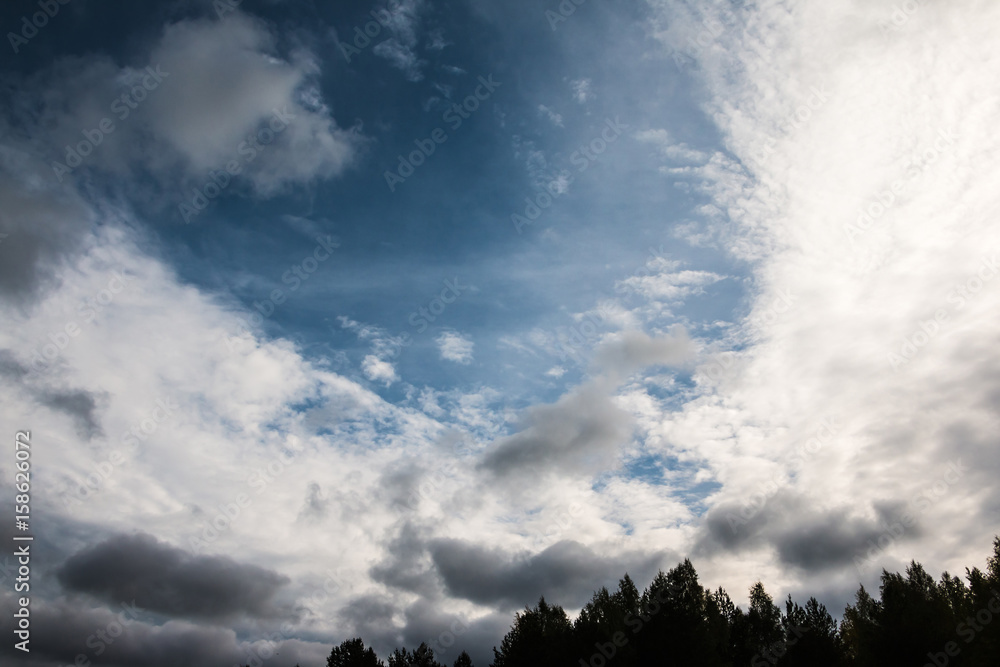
[1, 0, 999, 665]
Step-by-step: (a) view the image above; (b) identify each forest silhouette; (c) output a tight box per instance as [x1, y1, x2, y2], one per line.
[306, 536, 1000, 667]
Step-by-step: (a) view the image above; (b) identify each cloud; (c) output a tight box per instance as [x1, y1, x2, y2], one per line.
[641, 0, 1000, 595]
[36, 387, 104, 440]
[429, 538, 665, 609]
[592, 329, 695, 379]
[5, 10, 361, 206]
[362, 354, 398, 385]
[570, 78, 593, 104]
[368, 0, 428, 81]
[614, 263, 724, 302]
[478, 382, 633, 479]
[635, 128, 708, 163]
[695, 491, 919, 572]
[56, 533, 291, 621]
[339, 316, 408, 361]
[369, 521, 438, 597]
[145, 12, 360, 194]
[538, 104, 564, 127]
[436, 331, 474, 364]
[374, 39, 426, 82]
[0, 351, 104, 438]
[0, 145, 95, 303]
[298, 482, 331, 521]
[18, 593, 330, 667]
[335, 594, 401, 649]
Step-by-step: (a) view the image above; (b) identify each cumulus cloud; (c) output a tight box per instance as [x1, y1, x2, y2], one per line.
[436, 331, 474, 364]
[57, 533, 291, 620]
[429, 538, 665, 609]
[695, 488, 921, 572]
[592, 328, 695, 378]
[478, 382, 633, 479]
[15, 592, 329, 667]
[146, 12, 361, 194]
[3, 10, 361, 210]
[362, 354, 398, 385]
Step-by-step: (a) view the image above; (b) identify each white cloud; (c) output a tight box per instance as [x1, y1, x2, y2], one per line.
[369, 0, 428, 81]
[636, 128, 708, 163]
[642, 0, 1000, 598]
[615, 259, 726, 302]
[571, 78, 593, 104]
[373, 38, 425, 82]
[362, 354, 398, 385]
[538, 104, 564, 127]
[437, 331, 474, 364]
[14, 11, 362, 203]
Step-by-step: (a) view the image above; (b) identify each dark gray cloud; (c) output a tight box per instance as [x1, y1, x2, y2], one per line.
[336, 594, 402, 650]
[0, 350, 103, 439]
[429, 538, 666, 609]
[478, 382, 633, 479]
[0, 142, 92, 304]
[772, 511, 897, 571]
[333, 595, 519, 667]
[38, 388, 104, 440]
[57, 533, 290, 620]
[369, 522, 438, 597]
[2, 592, 329, 667]
[396, 598, 511, 667]
[696, 491, 920, 571]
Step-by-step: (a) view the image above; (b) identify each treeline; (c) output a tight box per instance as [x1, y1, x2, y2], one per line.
[322, 536, 1000, 667]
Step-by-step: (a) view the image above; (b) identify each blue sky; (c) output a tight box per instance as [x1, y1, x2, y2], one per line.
[2, 0, 999, 665]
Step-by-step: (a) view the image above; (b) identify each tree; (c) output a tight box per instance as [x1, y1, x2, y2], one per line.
[840, 584, 881, 667]
[777, 595, 842, 666]
[742, 581, 783, 664]
[572, 575, 643, 666]
[453, 651, 474, 667]
[388, 642, 443, 667]
[704, 587, 735, 665]
[633, 560, 724, 666]
[328, 638, 385, 667]
[490, 597, 574, 667]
